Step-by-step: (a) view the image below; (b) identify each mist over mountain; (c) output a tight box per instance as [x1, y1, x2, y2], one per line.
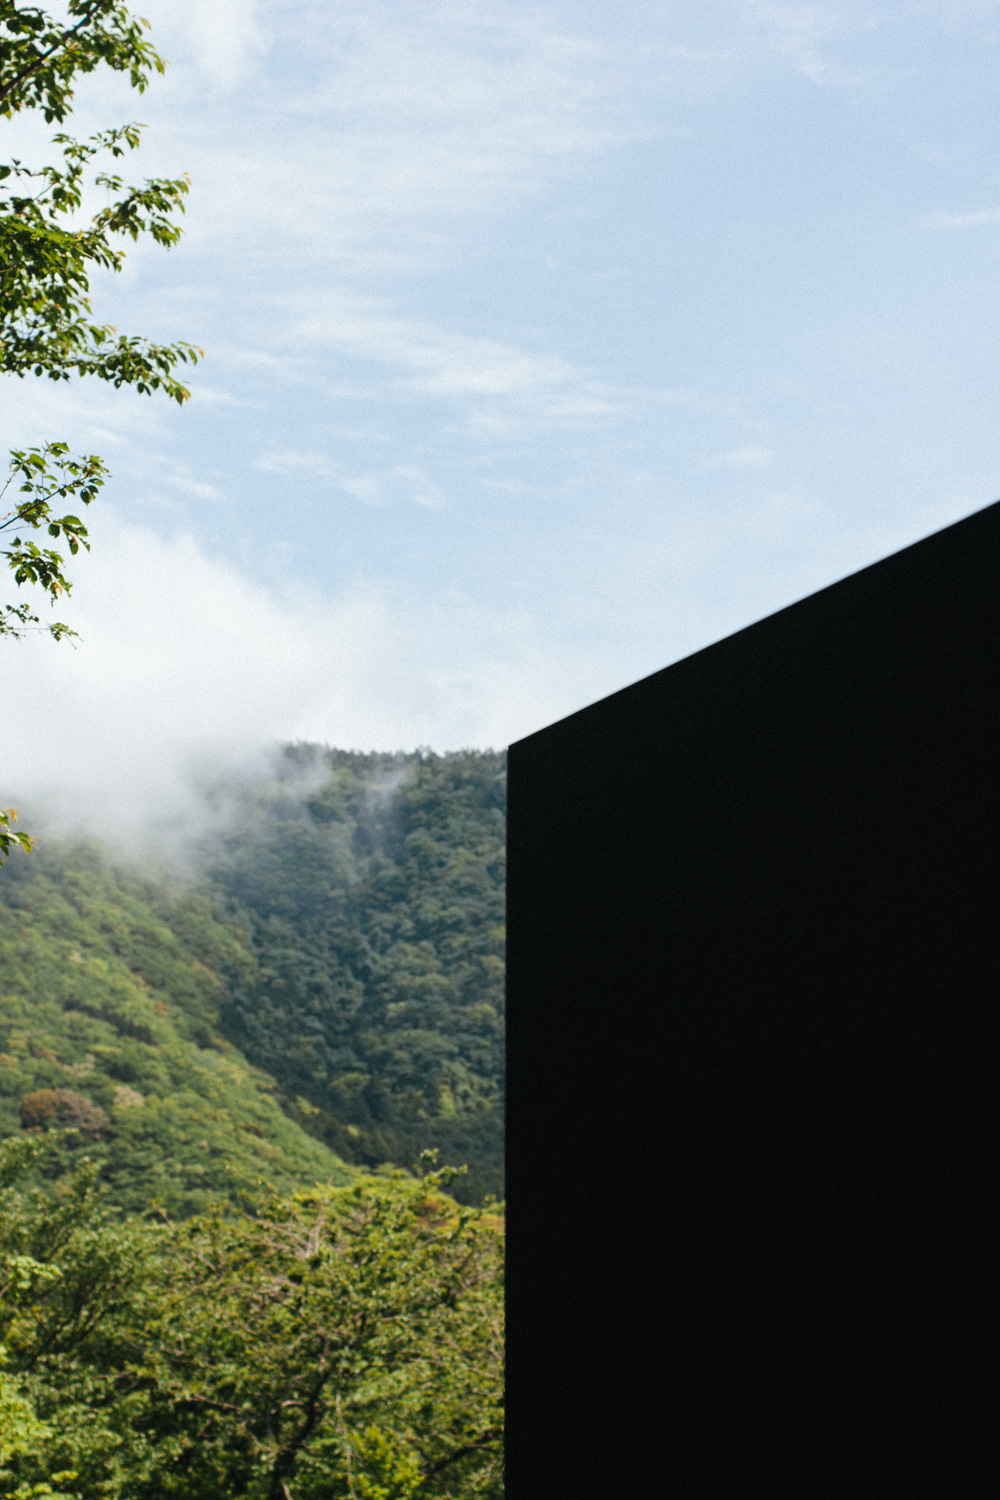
[1, 744, 505, 1208]
[200, 744, 506, 1206]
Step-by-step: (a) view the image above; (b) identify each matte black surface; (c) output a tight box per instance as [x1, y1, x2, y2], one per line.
[507, 501, 1000, 1493]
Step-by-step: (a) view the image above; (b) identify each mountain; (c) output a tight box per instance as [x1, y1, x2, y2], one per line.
[0, 841, 352, 1216]
[202, 746, 506, 1205]
[0, 753, 506, 1496]
[1, 746, 505, 1211]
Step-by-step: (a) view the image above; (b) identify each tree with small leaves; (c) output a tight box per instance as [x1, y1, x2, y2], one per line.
[0, 1136, 504, 1499]
[1, 0, 201, 855]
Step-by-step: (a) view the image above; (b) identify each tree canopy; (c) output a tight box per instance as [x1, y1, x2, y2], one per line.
[0, 755, 508, 1492]
[204, 749, 507, 1206]
[0, 840, 353, 1216]
[0, 1136, 503, 1498]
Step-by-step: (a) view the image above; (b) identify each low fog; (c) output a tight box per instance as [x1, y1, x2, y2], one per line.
[0, 512, 565, 865]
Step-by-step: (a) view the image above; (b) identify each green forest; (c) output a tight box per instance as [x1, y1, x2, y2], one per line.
[0, 749, 505, 1498]
[205, 747, 505, 1208]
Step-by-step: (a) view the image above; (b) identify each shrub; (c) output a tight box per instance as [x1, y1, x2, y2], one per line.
[21, 1090, 109, 1137]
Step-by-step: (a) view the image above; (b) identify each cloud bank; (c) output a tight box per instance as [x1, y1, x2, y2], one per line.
[0, 514, 576, 854]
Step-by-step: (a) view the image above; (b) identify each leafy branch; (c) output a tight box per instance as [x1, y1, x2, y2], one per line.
[0, 442, 108, 639]
[0, 0, 164, 124]
[1, 125, 201, 396]
[0, 807, 36, 856]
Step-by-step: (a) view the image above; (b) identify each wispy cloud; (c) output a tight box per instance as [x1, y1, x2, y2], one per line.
[924, 206, 1000, 230]
[167, 474, 222, 501]
[187, 384, 246, 409]
[255, 450, 447, 509]
[335, 466, 447, 510]
[109, 1, 649, 269]
[749, 2, 874, 88]
[701, 445, 774, 471]
[288, 296, 584, 397]
[275, 292, 700, 439]
[160, 0, 266, 90]
[1, 371, 171, 452]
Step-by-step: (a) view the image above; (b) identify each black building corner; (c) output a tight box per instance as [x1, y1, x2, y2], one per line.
[506, 500, 1000, 1492]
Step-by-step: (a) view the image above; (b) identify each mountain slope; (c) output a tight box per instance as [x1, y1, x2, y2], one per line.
[203, 747, 506, 1204]
[0, 842, 353, 1215]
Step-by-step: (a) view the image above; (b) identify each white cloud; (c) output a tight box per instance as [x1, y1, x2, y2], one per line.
[0, 376, 169, 454]
[0, 515, 576, 853]
[132, 0, 267, 91]
[187, 384, 246, 409]
[0, 0, 881, 470]
[71, 0, 649, 270]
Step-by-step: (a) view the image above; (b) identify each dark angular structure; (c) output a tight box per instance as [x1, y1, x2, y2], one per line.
[507, 501, 999, 1492]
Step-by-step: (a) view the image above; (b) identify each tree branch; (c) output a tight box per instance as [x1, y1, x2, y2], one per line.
[266, 1345, 335, 1500]
[416, 1430, 502, 1486]
[0, 1, 105, 114]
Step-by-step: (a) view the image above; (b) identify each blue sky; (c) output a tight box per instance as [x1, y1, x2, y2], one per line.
[3, 0, 999, 829]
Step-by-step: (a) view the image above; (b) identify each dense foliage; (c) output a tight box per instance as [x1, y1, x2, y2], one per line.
[0, 751, 507, 1491]
[0, 1136, 503, 1498]
[203, 748, 506, 1206]
[0, 842, 352, 1216]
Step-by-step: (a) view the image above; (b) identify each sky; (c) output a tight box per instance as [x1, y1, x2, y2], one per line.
[2, 0, 999, 834]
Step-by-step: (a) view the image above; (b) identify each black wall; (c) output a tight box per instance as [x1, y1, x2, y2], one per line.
[507, 500, 1000, 1492]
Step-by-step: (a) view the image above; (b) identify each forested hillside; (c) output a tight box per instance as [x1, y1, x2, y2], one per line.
[202, 747, 506, 1205]
[1, 748, 505, 1209]
[0, 843, 352, 1216]
[0, 748, 505, 1494]
[0, 749, 505, 1497]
